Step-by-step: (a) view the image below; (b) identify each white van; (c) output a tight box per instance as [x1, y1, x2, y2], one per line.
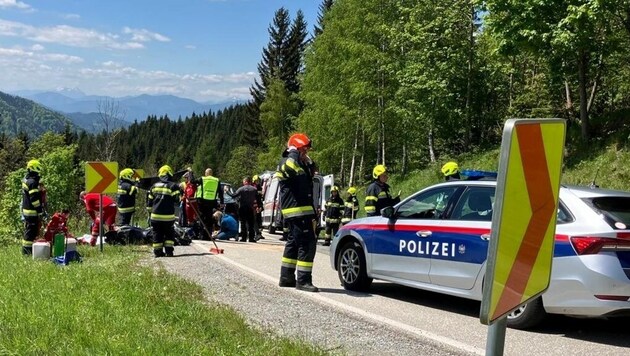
[260, 172, 334, 235]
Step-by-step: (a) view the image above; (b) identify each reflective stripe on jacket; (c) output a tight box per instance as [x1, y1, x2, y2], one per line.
[148, 177, 181, 221]
[276, 149, 316, 221]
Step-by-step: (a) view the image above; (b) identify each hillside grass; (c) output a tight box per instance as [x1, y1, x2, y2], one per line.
[0, 244, 324, 355]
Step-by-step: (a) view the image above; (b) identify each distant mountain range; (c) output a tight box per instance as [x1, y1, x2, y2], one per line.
[10, 88, 246, 123]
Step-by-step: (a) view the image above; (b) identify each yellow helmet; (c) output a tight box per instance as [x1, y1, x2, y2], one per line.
[119, 168, 135, 180]
[27, 159, 43, 173]
[252, 174, 260, 182]
[159, 165, 173, 177]
[347, 187, 357, 195]
[441, 161, 459, 177]
[372, 164, 387, 179]
[331, 185, 339, 192]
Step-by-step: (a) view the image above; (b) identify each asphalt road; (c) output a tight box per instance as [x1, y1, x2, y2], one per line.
[195, 231, 630, 356]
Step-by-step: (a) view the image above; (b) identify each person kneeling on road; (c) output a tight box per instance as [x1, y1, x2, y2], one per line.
[213, 210, 239, 241]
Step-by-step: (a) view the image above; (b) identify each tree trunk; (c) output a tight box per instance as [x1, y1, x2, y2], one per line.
[577, 49, 590, 141]
[465, 2, 475, 146]
[564, 80, 573, 110]
[428, 127, 436, 163]
[359, 129, 365, 183]
[339, 151, 345, 187]
[587, 53, 603, 113]
[349, 123, 359, 186]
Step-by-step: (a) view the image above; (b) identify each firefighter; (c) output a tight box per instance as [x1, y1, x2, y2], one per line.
[193, 168, 224, 240]
[365, 164, 400, 217]
[148, 165, 181, 257]
[323, 186, 344, 246]
[277, 133, 319, 292]
[252, 174, 264, 240]
[117, 168, 138, 226]
[341, 186, 359, 225]
[441, 161, 461, 181]
[21, 159, 45, 255]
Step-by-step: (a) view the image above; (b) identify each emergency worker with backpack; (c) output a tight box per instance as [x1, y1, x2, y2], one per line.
[117, 168, 138, 225]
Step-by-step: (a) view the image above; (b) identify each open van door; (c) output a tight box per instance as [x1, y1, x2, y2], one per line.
[260, 171, 281, 233]
[314, 174, 334, 234]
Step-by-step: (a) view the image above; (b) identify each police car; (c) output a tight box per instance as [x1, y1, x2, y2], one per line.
[330, 179, 630, 329]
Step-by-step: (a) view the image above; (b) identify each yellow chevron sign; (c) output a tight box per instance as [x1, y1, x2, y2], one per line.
[480, 119, 565, 325]
[85, 162, 118, 194]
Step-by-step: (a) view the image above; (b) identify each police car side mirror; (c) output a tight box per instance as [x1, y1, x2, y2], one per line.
[381, 206, 395, 219]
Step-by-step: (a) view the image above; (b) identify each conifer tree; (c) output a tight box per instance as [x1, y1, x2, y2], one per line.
[314, 0, 334, 36]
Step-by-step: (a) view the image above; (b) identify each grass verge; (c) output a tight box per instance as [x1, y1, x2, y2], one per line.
[0, 244, 324, 355]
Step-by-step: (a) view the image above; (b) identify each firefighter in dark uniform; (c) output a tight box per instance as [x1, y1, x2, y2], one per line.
[441, 161, 461, 181]
[21, 159, 45, 255]
[277, 133, 319, 292]
[365, 164, 400, 217]
[148, 165, 181, 257]
[117, 168, 138, 226]
[341, 186, 359, 225]
[323, 186, 344, 246]
[193, 168, 224, 240]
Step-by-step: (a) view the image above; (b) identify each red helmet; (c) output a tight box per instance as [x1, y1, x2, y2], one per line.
[287, 133, 312, 150]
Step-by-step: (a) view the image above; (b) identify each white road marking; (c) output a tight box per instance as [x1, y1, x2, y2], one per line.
[192, 242, 485, 355]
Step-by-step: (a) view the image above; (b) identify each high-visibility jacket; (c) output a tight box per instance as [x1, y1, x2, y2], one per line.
[342, 194, 359, 223]
[194, 176, 222, 202]
[325, 195, 344, 224]
[21, 171, 42, 218]
[275, 149, 316, 221]
[148, 176, 181, 222]
[117, 179, 138, 213]
[365, 180, 399, 217]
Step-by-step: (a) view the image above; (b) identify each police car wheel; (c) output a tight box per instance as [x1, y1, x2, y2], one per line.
[506, 297, 546, 330]
[337, 241, 372, 292]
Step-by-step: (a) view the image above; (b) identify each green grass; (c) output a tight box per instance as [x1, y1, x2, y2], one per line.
[0, 244, 324, 355]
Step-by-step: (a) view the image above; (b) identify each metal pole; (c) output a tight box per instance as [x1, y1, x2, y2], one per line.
[485, 316, 507, 356]
[99, 194, 104, 252]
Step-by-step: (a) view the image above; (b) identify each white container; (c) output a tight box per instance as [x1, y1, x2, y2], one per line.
[33, 241, 51, 260]
[65, 238, 77, 253]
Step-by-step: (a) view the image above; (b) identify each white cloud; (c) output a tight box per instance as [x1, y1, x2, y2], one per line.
[30, 43, 44, 51]
[0, 0, 32, 10]
[0, 19, 144, 49]
[185, 45, 196, 50]
[0, 46, 83, 63]
[0, 50, 254, 102]
[123, 27, 170, 42]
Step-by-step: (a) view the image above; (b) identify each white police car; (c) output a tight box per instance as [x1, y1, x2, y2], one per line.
[330, 179, 630, 329]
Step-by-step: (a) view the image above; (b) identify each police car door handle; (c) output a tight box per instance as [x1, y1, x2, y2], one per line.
[416, 230, 432, 238]
[480, 234, 490, 241]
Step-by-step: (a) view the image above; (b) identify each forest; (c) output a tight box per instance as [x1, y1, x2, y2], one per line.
[1, 0, 630, 238]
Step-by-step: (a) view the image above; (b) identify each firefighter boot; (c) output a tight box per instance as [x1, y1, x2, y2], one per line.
[278, 276, 296, 288]
[154, 249, 165, 258]
[296, 282, 319, 293]
[165, 247, 174, 257]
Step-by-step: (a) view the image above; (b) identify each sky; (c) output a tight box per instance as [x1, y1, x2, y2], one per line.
[0, 0, 320, 103]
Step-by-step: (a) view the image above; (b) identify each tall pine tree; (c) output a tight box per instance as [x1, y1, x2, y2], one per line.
[314, 0, 334, 36]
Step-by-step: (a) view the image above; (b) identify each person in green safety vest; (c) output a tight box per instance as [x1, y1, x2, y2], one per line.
[192, 168, 224, 240]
